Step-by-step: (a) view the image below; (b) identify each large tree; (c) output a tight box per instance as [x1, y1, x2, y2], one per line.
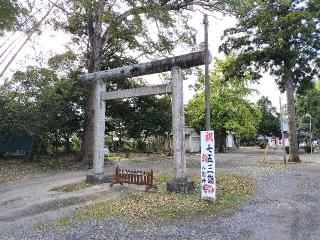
[186, 56, 261, 153]
[0, 52, 84, 158]
[256, 96, 280, 138]
[106, 93, 171, 152]
[52, 0, 244, 165]
[220, 0, 320, 162]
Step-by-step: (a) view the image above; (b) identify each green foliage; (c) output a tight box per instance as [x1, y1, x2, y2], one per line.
[258, 140, 268, 149]
[304, 145, 312, 153]
[100, 54, 172, 152]
[0, 51, 172, 155]
[106, 81, 172, 152]
[256, 96, 280, 137]
[0, 53, 84, 157]
[0, 0, 19, 34]
[186, 56, 261, 139]
[56, 0, 199, 65]
[296, 83, 320, 139]
[220, 0, 319, 161]
[53, 0, 254, 73]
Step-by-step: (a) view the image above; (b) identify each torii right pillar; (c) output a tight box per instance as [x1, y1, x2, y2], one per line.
[167, 66, 195, 193]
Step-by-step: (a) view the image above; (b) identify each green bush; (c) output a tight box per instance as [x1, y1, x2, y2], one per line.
[304, 145, 312, 153]
[258, 141, 268, 149]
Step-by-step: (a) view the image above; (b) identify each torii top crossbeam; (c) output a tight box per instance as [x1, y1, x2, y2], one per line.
[78, 51, 210, 84]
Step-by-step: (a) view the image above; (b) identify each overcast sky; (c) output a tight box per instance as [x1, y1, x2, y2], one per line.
[0, 6, 285, 109]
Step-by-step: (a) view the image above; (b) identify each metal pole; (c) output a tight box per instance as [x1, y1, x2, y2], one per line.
[280, 97, 287, 163]
[310, 116, 312, 155]
[203, 14, 211, 131]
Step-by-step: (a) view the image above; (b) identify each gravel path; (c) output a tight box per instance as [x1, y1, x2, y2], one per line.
[1, 147, 320, 240]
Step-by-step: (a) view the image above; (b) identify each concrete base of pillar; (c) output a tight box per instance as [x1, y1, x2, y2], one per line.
[86, 173, 107, 184]
[167, 177, 195, 193]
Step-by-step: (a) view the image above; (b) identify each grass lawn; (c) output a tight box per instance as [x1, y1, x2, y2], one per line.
[71, 171, 254, 226]
[259, 159, 301, 170]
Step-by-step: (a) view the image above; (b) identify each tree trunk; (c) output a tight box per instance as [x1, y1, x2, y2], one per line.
[65, 135, 70, 153]
[55, 132, 59, 155]
[284, 64, 300, 163]
[80, 1, 105, 167]
[218, 129, 227, 153]
[30, 135, 42, 162]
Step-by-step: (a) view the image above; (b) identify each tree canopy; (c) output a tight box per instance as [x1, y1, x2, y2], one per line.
[296, 81, 320, 141]
[0, 50, 172, 157]
[0, 0, 19, 34]
[0, 52, 84, 158]
[256, 96, 280, 138]
[186, 56, 261, 152]
[49, 0, 249, 164]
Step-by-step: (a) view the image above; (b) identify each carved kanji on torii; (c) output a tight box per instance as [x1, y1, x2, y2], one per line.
[78, 51, 210, 187]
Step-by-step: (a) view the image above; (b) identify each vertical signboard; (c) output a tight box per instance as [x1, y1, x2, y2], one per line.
[200, 131, 216, 200]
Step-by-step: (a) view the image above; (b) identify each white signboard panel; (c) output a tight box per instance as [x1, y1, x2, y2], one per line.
[200, 131, 216, 200]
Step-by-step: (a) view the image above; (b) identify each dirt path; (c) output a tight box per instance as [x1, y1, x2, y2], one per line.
[0, 158, 172, 234]
[1, 147, 320, 239]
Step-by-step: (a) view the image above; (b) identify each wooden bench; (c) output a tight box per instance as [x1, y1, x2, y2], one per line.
[110, 167, 157, 191]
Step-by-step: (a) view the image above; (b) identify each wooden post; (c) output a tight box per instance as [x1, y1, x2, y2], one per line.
[171, 66, 186, 180]
[86, 80, 107, 184]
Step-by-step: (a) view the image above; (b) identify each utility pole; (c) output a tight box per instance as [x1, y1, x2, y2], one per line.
[279, 97, 287, 163]
[310, 116, 312, 155]
[203, 14, 211, 131]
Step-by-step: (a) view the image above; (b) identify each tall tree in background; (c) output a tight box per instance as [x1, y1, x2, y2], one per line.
[256, 96, 280, 138]
[53, 0, 244, 165]
[220, 0, 320, 162]
[0, 52, 84, 159]
[186, 56, 261, 153]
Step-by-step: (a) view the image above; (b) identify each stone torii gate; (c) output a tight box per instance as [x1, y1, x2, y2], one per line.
[78, 51, 210, 186]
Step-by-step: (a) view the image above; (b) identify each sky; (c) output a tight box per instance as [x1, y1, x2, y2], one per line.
[0, 4, 286, 109]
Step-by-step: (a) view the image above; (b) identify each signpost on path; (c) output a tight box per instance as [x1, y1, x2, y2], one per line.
[201, 131, 216, 200]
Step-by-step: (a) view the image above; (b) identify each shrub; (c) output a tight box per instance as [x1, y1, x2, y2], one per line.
[258, 141, 268, 149]
[304, 145, 312, 153]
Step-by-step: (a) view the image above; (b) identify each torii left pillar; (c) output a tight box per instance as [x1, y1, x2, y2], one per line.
[167, 67, 195, 193]
[171, 66, 186, 179]
[86, 80, 107, 184]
